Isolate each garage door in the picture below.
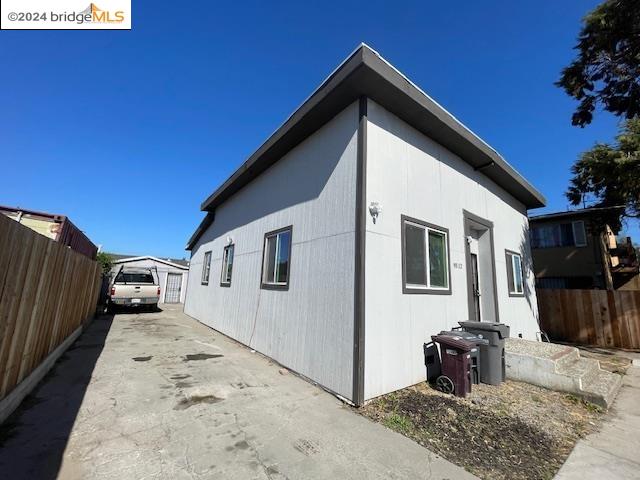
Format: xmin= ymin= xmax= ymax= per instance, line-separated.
xmin=165 ymin=273 xmax=182 ymax=303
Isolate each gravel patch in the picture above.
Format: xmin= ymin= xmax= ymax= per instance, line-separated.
xmin=359 ymin=380 xmax=604 ymax=480
xmin=505 ymin=338 xmax=571 ymax=358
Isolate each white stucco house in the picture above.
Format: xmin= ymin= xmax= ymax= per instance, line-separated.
xmin=184 ymin=44 xmax=546 ymax=405
xmin=110 ymin=255 xmax=189 ymax=304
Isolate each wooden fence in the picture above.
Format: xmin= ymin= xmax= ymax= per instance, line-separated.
xmin=538 ymin=289 xmax=640 ymax=349
xmin=0 ymin=214 xmax=101 ymax=402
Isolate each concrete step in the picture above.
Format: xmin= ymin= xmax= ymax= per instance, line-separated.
xmin=554 ymin=348 xmax=581 ymax=368
xmin=581 ymin=370 xmax=623 ymax=409
xmin=555 ymin=356 xmax=622 ymax=408
xmin=556 ymin=357 xmax=600 ymax=383
xmin=578 ymin=361 xmax=604 ymax=388
xmin=505 ymin=338 xmax=622 ymax=409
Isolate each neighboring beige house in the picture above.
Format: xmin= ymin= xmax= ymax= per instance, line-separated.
xmin=0 ymin=205 xmax=97 ymax=259
xmin=529 ymin=206 xmax=639 ymax=290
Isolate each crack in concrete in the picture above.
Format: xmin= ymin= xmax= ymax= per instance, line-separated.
xmin=232 ymin=413 xmax=289 ymax=480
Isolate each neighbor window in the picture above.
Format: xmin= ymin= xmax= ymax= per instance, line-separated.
xmin=261 ymin=227 xmax=292 ymax=289
xmin=401 ymin=216 xmax=450 ymax=293
xmin=506 ymin=250 xmax=524 ymax=296
xmin=201 ymin=251 xmax=212 ymax=285
xmin=572 ymin=220 xmax=587 ymax=246
xmin=220 ymin=244 xmax=234 ymax=286
xmin=531 ymin=221 xmax=587 ymax=248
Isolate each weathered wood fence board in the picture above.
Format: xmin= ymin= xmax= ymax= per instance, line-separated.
xmin=538 ymin=289 xmax=640 ymax=349
xmin=0 ymin=214 xmax=101 ymax=401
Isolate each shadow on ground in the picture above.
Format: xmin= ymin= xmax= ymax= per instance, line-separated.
xmin=108 ymin=304 xmax=163 ymax=314
xmin=0 ymin=313 xmax=114 ymax=480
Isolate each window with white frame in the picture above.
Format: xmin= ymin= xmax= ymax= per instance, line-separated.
xmin=505 ymin=250 xmax=524 ymax=296
xmin=201 ymin=251 xmax=212 ymax=285
xmin=531 ymin=220 xmax=587 ymax=248
xmin=261 ymin=227 xmax=292 ymax=289
xmin=220 ymin=244 xmax=234 ymax=286
xmin=401 ymin=216 xmax=450 ymax=293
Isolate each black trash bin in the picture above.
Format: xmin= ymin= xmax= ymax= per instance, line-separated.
xmin=458 ymin=321 xmax=510 ymax=385
xmin=423 ymin=342 xmax=441 ymax=383
xmin=440 ymin=330 xmax=489 ymax=385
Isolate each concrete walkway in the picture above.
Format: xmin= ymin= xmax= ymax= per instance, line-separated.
xmin=0 ymin=305 xmax=475 ymax=480
xmin=555 ymin=363 xmax=640 ymax=479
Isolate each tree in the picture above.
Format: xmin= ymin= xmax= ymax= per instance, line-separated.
xmin=96 ymin=252 xmax=113 ymax=276
xmin=567 ymin=118 xmax=640 ymax=230
xmin=556 ymin=0 xmax=640 ymax=127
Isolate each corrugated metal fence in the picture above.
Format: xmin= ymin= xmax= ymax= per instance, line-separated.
xmin=538 ymin=289 xmax=640 ymax=349
xmin=0 ymin=214 xmax=101 ymax=402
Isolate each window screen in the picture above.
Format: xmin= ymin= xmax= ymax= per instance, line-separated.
xmin=221 ymin=245 xmax=234 ymax=285
xmin=506 ymin=251 xmax=524 ymax=295
xmin=201 ymin=251 xmax=212 ymax=285
xmin=405 ymin=224 xmax=427 ymax=286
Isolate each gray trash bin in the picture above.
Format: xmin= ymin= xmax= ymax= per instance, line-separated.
xmin=440 ymin=331 xmax=489 ymax=385
xmin=458 ymin=321 xmax=510 ymax=385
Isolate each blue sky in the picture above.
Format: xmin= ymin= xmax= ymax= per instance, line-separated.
xmin=1 ymin=0 xmax=633 ymax=258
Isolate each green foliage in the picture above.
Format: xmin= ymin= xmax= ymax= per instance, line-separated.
xmin=383 ymin=412 xmax=414 ymax=434
xmin=556 ymin=0 xmax=640 ymax=126
xmin=565 ymin=394 xmax=604 ymax=413
xmin=567 ymin=119 xmax=640 ymax=230
xmin=96 ymin=252 xmax=113 ymax=275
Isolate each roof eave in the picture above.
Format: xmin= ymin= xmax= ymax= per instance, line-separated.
xmin=113 ymin=255 xmax=190 ymax=270
xmin=186 ymin=213 xmax=214 ymax=251
xmin=357 ymin=46 xmax=546 ymax=208
xmin=529 ymin=205 xmax=626 ymax=222
xmin=200 ymin=47 xmax=368 ymax=212
xmin=190 ymin=44 xmax=546 ymax=249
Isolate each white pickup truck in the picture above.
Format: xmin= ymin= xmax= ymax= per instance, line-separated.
xmin=108 ymin=266 xmax=160 ymax=312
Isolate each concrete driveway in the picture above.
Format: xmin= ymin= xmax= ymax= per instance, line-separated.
xmin=0 ymin=304 xmax=474 ymax=480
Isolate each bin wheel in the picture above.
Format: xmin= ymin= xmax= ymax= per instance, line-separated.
xmin=435 ymin=375 xmax=455 ymax=394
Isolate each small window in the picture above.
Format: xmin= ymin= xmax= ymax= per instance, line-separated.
xmin=261 ymin=227 xmax=292 ymax=289
xmin=401 ymin=216 xmax=450 ymax=294
xmin=220 ymin=244 xmax=234 ymax=286
xmin=201 ymin=251 xmax=212 ymax=285
xmin=572 ymin=221 xmax=587 ymax=247
xmin=506 ymin=250 xmax=524 ymax=296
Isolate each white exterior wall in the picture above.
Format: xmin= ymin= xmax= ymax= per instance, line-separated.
xmin=111 ymin=259 xmax=189 ymax=304
xmin=364 ymin=99 xmax=539 ymax=400
xmin=184 ymin=102 xmax=359 ymax=400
